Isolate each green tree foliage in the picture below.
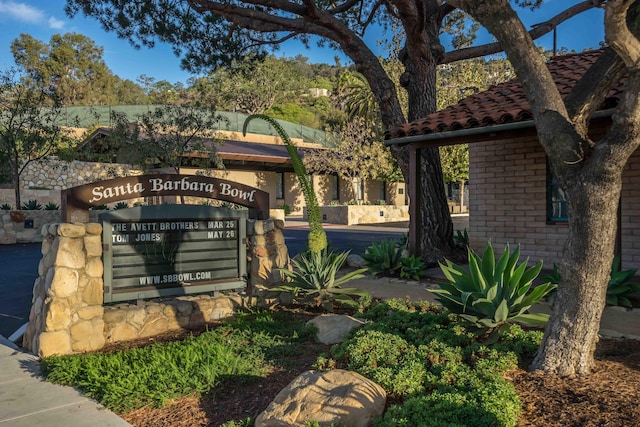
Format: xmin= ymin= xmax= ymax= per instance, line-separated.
xmin=303 ymin=117 xmax=397 ymax=199
xmin=102 ymin=105 xmax=225 ymax=175
xmin=11 ymin=33 xmax=117 ymax=105
xmin=0 ymin=69 xmax=74 ymax=208
xmin=188 ymin=56 xmax=310 ymax=114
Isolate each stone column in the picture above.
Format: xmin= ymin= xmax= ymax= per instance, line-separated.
xmin=247 ymin=219 xmax=290 ymax=291
xmin=23 ymin=223 xmax=105 ymax=357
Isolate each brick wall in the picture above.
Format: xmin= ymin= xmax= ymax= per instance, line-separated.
xmin=469 ymin=135 xmax=569 ymax=264
xmin=470 ymin=136 xmax=640 ymax=270
xmin=621 ymin=153 xmax=640 ymax=268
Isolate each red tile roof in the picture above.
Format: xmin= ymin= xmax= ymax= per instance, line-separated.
xmin=385 ymin=49 xmax=624 ymax=140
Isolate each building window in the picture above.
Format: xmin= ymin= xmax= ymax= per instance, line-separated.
xmin=276 ymin=172 xmax=284 ymax=199
xmin=331 ymin=175 xmax=339 ymax=200
xmin=547 ymin=163 xmax=568 ymax=222
xmin=357 ymin=178 xmax=364 ymax=201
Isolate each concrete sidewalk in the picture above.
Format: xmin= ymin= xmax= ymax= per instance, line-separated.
xmin=0 ymin=336 xmax=131 ymax=427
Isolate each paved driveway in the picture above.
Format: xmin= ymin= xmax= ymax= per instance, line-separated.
xmin=0 ymin=243 xmax=40 ymax=337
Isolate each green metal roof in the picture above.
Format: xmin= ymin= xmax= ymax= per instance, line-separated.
xmin=56 ymin=105 xmax=327 ymax=145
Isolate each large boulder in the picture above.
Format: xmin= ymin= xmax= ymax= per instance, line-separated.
xmin=255 ymin=369 xmax=386 ymax=427
xmin=307 ymin=314 xmax=365 ymax=345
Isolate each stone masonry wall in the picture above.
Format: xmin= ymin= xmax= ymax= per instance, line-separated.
xmin=248 ymin=218 xmax=291 ymax=290
xmin=0 ymin=210 xmax=61 ymax=244
xmin=24 ymin=218 xmax=289 ymax=357
xmin=0 ymin=157 xmax=141 ymax=209
xmin=313 ymin=205 xmax=410 ymax=225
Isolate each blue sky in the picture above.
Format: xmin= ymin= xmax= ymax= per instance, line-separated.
xmin=0 ymin=1 xmax=605 ymax=86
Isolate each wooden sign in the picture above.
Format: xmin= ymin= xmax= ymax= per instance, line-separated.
xmin=62 ymin=174 xmax=270 ymax=220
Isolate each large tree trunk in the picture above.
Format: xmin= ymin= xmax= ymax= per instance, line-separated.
xmin=532 ymin=175 xmax=620 ymax=375
xmin=394 ymin=6 xmax=459 ymax=263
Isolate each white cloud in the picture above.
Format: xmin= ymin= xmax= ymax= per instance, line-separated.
xmin=0 ymin=1 xmax=45 ymax=24
xmin=48 ymin=16 xmax=65 ymax=30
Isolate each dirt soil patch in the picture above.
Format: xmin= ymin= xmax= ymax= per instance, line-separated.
xmin=117 ymin=328 xmax=640 ymax=427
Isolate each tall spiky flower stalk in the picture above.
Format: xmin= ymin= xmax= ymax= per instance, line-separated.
xmin=243 ymin=114 xmax=327 ymax=253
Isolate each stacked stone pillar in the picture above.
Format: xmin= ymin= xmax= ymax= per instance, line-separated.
xmin=247 ymin=219 xmax=291 ymax=290
xmin=23 ymin=223 xmax=105 ymax=357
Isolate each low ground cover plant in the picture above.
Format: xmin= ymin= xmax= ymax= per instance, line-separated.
xmin=41 ymin=310 xmax=316 ymax=413
xmin=42 ymin=300 xmax=543 ymax=426
xmin=318 ymin=299 xmax=542 ymax=426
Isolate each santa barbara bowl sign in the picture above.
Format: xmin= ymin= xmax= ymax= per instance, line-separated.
xmin=60 ymin=174 xmax=270 ymax=303
xmin=62 ymin=174 xmax=270 ymax=221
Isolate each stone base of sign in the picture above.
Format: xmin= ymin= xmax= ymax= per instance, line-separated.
xmin=103 ymin=295 xmax=244 ymax=343
xmin=23 ymin=222 xmax=106 ymax=357
xmin=23 ymin=217 xmax=290 ymax=357
xmin=247 ymin=219 xmax=291 ymax=290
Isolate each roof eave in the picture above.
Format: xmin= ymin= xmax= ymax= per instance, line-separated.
xmin=385 ymin=109 xmax=616 ymax=148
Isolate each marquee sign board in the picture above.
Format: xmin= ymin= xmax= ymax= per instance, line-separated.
xmin=101 ymin=205 xmax=247 ymax=303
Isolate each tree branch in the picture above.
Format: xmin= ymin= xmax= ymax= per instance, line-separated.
xmin=605 ymin=0 xmax=640 ymax=68
xmin=442 ymin=0 xmax=605 ymax=64
xmin=565 ymin=47 xmax=626 ymax=132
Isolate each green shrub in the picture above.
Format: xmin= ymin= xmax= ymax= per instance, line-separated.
xmin=113 ymin=202 xmax=129 ymax=210
xmin=432 ymin=242 xmax=556 ymax=333
xmin=276 ymin=203 xmax=291 ymax=215
xmin=21 ymin=199 xmax=42 ymax=210
xmin=340 ymin=329 xmax=427 ymax=397
xmin=400 ymin=256 xmax=426 ymax=280
xmin=327 ymin=301 xmax=535 ymax=427
xmin=362 ymin=239 xmax=403 ymax=276
xmin=546 ymin=257 xmax=640 ymax=308
xmin=376 ymin=378 xmax=520 ymax=427
xmin=0 ymin=203 xmax=11 ymax=210
xmin=273 ymin=249 xmax=369 ymax=311
xmin=44 ymin=202 xmax=60 ymax=210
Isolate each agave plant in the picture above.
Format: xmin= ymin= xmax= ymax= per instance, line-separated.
xmin=431 ymin=242 xmax=556 ymax=332
xmin=361 ymin=239 xmax=403 ymax=276
xmin=21 ymin=199 xmax=42 ymax=210
xmin=273 ymin=249 xmax=369 ymax=311
xmin=400 ymin=256 xmax=426 ymax=280
xmin=607 ymin=257 xmax=640 ymax=308
xmin=545 ymin=257 xmax=640 ymax=308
